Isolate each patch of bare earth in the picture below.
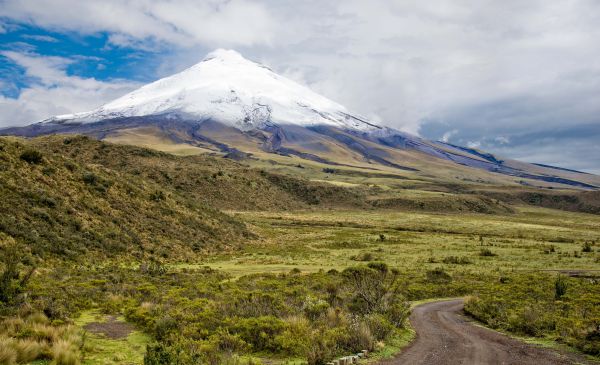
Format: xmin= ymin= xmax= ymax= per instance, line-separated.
xmin=83 ymin=316 xmax=135 ymax=339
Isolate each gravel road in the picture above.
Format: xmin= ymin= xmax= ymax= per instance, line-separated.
xmin=381 ymin=299 xmax=595 ymax=365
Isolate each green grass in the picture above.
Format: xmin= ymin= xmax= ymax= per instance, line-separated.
xmin=199 ymin=207 xmax=600 ymax=277
xmin=76 ymin=310 xmax=150 ymax=365
xmin=2 ymin=135 xmax=600 ymax=364
xmin=367 ymin=328 xmax=415 ymax=362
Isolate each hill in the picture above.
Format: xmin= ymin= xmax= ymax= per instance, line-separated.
xmin=0 ymin=135 xmax=259 ymax=259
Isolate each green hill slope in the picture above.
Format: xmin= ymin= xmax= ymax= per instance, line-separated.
xmin=0 ymin=135 xmax=370 ymax=259
xmin=0 ymin=136 xmax=253 ymax=259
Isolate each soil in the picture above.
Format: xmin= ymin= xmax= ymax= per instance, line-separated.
xmin=83 ymin=315 xmax=135 ymax=339
xmin=381 ymin=299 xmax=596 ymax=365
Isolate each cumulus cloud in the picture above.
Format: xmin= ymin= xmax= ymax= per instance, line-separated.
xmin=0 ymin=0 xmax=275 ymax=48
xmin=0 ymin=51 xmax=139 ymax=126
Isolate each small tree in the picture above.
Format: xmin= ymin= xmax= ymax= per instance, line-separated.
xmin=343 ymin=262 xmax=401 ymax=315
xmin=554 ymin=275 xmax=567 ymax=300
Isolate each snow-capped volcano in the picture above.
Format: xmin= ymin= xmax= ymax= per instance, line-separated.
xmin=2 ymin=49 xmax=598 ymax=189
xmin=48 ymin=49 xmax=379 ymax=132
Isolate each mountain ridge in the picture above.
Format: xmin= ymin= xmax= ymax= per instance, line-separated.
xmin=1 ymin=49 xmax=598 ymax=190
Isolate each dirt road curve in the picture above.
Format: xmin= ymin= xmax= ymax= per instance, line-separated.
xmin=381 ymin=299 xmax=594 ymax=365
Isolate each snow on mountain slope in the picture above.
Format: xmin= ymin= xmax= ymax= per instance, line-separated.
xmin=3 ymin=49 xmax=598 ymax=189
xmin=47 ymin=49 xmax=379 ymax=132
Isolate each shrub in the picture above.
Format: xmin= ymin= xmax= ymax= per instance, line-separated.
xmin=365 ymin=314 xmax=395 ymax=340
xmin=346 ymin=321 xmax=375 ymax=352
xmin=275 ymin=316 xmax=311 ymax=355
xmin=19 ymin=149 xmax=43 ymax=164
xmin=582 ymin=242 xmax=592 ymax=253
xmin=479 ymin=248 xmax=497 ymax=257
xmin=303 ymin=297 xmax=329 ymax=321
xmin=150 ymin=191 xmax=166 ymax=202
xmin=343 ymin=263 xmax=400 ymax=315
xmin=144 ymin=342 xmax=179 ymax=365
xmin=0 ymin=238 xmax=36 ymax=305
xmin=442 ymin=256 xmax=471 ymax=265
xmin=228 ymin=316 xmax=285 ymax=352
xmin=351 ymin=252 xmax=375 ymax=262
xmin=144 ymin=340 xmax=213 ymax=365
xmin=426 ymin=268 xmax=451 ymax=283
xmin=211 ymin=330 xmax=249 ymax=354
xmin=154 ymin=315 xmax=179 ymax=341
xmin=306 ymin=332 xmax=333 ymax=365
xmin=82 ymin=172 xmax=98 ymax=185
xmin=554 ymin=275 xmax=567 ymax=300
xmin=383 ymin=301 xmax=410 ymax=328
xmin=507 ymin=307 xmax=551 ymax=337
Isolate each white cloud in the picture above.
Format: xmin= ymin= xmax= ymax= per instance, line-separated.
xmin=0 ymin=0 xmax=275 ymax=48
xmin=467 ymin=141 xmax=481 ymax=149
xmin=441 ymin=129 xmax=458 ymax=143
xmin=21 ymin=34 xmax=58 ymax=42
xmin=0 ymin=51 xmax=139 ymax=127
xmin=494 ymin=136 xmax=510 ymax=145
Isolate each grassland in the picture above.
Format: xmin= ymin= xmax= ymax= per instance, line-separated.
xmin=202 ymin=207 xmax=600 ymax=275
xmin=1 ymin=135 xmax=599 ymax=364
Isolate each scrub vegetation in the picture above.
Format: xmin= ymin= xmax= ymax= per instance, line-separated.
xmin=0 ymin=135 xmax=599 ymax=364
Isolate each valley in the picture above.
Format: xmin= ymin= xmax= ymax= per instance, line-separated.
xmin=1 ymin=135 xmax=599 ymax=365
xmin=1 ymin=2 xmax=599 ymax=363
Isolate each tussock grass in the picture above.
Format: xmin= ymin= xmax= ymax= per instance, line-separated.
xmin=0 ymin=313 xmax=82 ymax=365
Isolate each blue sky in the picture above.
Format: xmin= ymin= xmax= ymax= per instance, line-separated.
xmin=0 ymin=20 xmax=170 ymax=96
xmin=1 ymin=0 xmax=599 ymax=173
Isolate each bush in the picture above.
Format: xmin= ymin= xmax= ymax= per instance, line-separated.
xmin=228 ymin=316 xmax=285 ymax=352
xmin=554 ymin=275 xmax=567 ymax=299
xmin=479 ymin=248 xmax=497 ymax=257
xmin=154 ymin=315 xmax=179 ymax=341
xmin=343 ymin=263 xmax=400 ymax=315
xmin=303 ymin=297 xmax=329 ymax=320
xmin=144 ymin=342 xmax=180 ymax=365
xmin=365 ymin=314 xmax=395 ymax=340
xmin=426 ymin=268 xmax=451 ymax=283
xmin=346 ymin=321 xmax=375 ymax=352
xmin=582 ymin=242 xmax=592 ymax=253
xmin=275 ymin=316 xmax=311 ymax=356
xmin=351 ymin=252 xmax=375 ymax=262
xmin=211 ymin=330 xmax=249 ymax=354
xmin=383 ymin=301 xmax=410 ymax=328
xmin=306 ymin=332 xmax=333 ymax=365
xmin=150 ymin=191 xmax=166 ymax=202
xmin=19 ymin=150 xmax=43 ymax=164
xmin=0 ymin=238 xmax=36 ymax=305
xmin=442 ymin=256 xmax=471 ymax=265
xmin=82 ymin=172 xmax=98 ymax=185
xmin=144 ymin=340 xmax=206 ymax=365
